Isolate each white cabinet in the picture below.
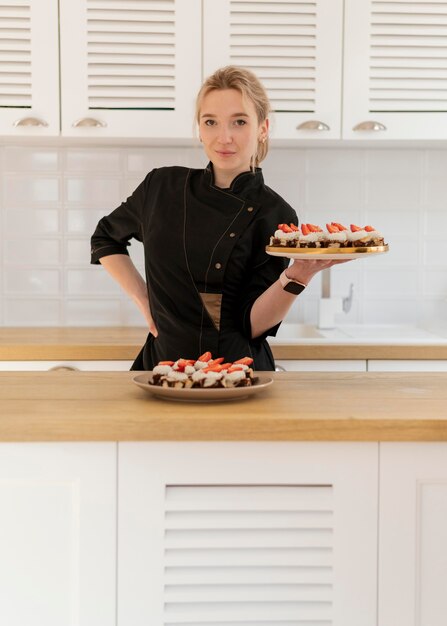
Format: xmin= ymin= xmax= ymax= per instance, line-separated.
xmin=0 ymin=442 xmax=117 ymax=626
xmin=0 ymin=0 xmax=59 ymax=136
xmin=276 ymin=359 xmax=367 ymax=371
xmin=379 ymin=443 xmax=447 ymax=626
xmin=203 ymin=0 xmax=343 ymax=139
xmin=4 ymin=0 xmax=447 ymax=141
xmin=118 ymin=442 xmax=378 ymax=626
xmin=59 ymin=0 xmax=202 ymax=138
xmin=343 ymin=0 xmax=447 ymax=140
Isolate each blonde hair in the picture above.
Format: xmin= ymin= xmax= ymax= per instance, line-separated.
xmin=195 ymin=65 xmax=270 ymax=168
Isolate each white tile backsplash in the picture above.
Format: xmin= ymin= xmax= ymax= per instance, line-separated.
xmin=0 ymin=144 xmax=446 ymax=327
xmin=66 ymin=268 xmax=121 ymax=295
xmin=4 ymin=298 xmax=61 ymax=326
xmin=65 ymin=150 xmax=121 ymax=172
xmin=65 ymin=177 xmax=121 ymax=204
xmin=66 ymin=239 xmax=91 ymax=265
xmin=3 ymin=147 xmax=59 ymax=171
xmin=5 ymin=177 xmax=60 ymax=206
xmin=66 ymin=208 xmax=109 ymax=234
xmin=5 ymin=269 xmax=61 ymax=295
xmin=65 ymin=299 xmax=122 ymax=325
xmin=5 ymin=209 xmax=60 ymax=234
xmin=4 ymin=239 xmax=61 ymax=265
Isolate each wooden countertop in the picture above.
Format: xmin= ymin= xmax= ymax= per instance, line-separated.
xmin=1 ymin=327 xmax=447 ymax=360
xmin=1 ymin=371 xmax=446 ymax=442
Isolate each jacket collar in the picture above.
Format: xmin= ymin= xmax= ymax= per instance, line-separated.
xmin=204 ymin=162 xmax=264 ymax=196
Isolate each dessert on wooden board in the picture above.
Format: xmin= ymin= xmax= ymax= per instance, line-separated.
xmin=269 ymin=222 xmax=386 ymax=249
xmin=149 ymin=353 xmax=257 ymax=389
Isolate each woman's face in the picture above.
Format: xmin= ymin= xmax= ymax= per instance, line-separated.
xmin=199 ymin=88 xmax=268 ymax=183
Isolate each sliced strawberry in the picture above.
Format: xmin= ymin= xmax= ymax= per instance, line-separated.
xmin=281 ymin=224 xmax=293 ymax=233
xmin=209 ymin=357 xmax=225 ymax=365
xmin=220 ymin=363 xmax=232 ymax=369
xmin=202 ymin=365 xmax=224 ymax=373
xmin=158 ymin=360 xmax=175 ymax=366
xmin=233 ymin=356 xmax=253 ymax=366
xmin=326 ymin=223 xmax=338 ymax=234
xmin=175 ymin=358 xmax=191 ymax=371
xmin=332 ymin=222 xmax=347 ymax=231
xmin=301 ymin=223 xmax=310 ymax=236
xmin=364 ymin=225 xmax=375 ymax=232
xmin=198 ymin=351 xmax=212 ymax=362
xmin=227 ymin=365 xmax=244 ymax=373
xmin=289 ymin=223 xmax=299 ymax=231
xmin=307 ymin=223 xmax=322 ymax=233
xmin=350 ymin=224 xmax=362 ymax=232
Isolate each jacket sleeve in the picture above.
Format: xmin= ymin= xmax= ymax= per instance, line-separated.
xmin=90 ymin=169 xmax=155 ymax=265
xmin=239 ymin=254 xmax=290 ymax=343
xmin=239 ymin=206 xmax=298 ymax=342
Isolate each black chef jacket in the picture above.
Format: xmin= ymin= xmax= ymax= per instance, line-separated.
xmin=90 ymin=164 xmax=297 ymax=370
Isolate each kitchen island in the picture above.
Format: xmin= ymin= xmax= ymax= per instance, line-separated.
xmin=0 ymin=370 xmax=446 ymax=441
xmin=1 ymin=371 xmax=446 ymax=626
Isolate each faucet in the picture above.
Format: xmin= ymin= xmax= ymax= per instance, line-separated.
xmin=318 ymin=268 xmax=353 ymax=329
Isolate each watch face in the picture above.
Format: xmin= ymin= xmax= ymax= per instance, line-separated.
xmin=284 ymin=281 xmax=306 ymax=295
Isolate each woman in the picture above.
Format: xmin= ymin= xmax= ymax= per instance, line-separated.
xmin=91 ymin=66 xmax=344 ymax=370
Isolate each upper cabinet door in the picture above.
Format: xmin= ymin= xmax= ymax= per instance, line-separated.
xmin=59 ymin=0 xmax=202 ymax=138
xmin=203 ymin=0 xmax=343 ymax=140
xmin=0 ymin=0 xmax=59 ymax=136
xmin=344 ymin=0 xmax=447 ymax=140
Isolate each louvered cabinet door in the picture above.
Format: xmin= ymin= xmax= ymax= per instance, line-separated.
xmin=0 ymin=0 xmax=59 ymax=136
xmin=203 ymin=0 xmax=343 ymax=140
xmin=344 ymin=0 xmax=447 ymax=139
xmin=118 ymin=442 xmax=378 ymax=626
xmin=59 ymin=0 xmax=202 ymax=138
xmin=379 ymin=443 xmax=447 ymax=626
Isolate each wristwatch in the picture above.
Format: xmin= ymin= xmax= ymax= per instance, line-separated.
xmin=279 ymin=270 xmax=307 ymax=295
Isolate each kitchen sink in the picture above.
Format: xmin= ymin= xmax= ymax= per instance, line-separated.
xmin=275 ymin=323 xmax=346 ymax=340
xmin=274 ymin=323 xmax=447 ymax=343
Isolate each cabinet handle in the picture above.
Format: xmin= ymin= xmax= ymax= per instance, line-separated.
xmin=13 ymin=116 xmax=48 ymax=127
xmin=72 ymin=117 xmax=107 ymax=128
xmin=297 ymin=120 xmax=330 ymax=131
xmin=48 ymin=365 xmax=80 ymax=372
xmin=353 ymin=120 xmax=386 ymax=132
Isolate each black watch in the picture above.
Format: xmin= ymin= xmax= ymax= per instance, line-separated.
xmin=279 ymin=270 xmax=306 ymax=295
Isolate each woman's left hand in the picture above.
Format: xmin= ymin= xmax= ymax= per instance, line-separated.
xmin=286 ymin=257 xmax=353 ymax=286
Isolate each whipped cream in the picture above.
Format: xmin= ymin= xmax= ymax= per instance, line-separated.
xmin=203 ymin=371 xmax=223 ymax=387
xmin=326 ymin=231 xmax=347 ymax=243
xmin=194 ymin=360 xmax=209 ymax=370
xmin=166 ymin=371 xmax=188 ymax=382
xmin=348 ymin=229 xmax=369 ymax=242
xmin=224 ymin=370 xmax=246 ymax=385
xmin=274 ymin=230 xmax=299 ymax=242
xmin=191 ymin=370 xmax=207 ymax=383
xmin=300 ymin=232 xmax=322 ymax=244
xmin=153 ymin=364 xmax=172 ymax=375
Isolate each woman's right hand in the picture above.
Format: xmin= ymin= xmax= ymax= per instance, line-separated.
xmin=286 ymin=257 xmax=353 ymax=286
xmin=99 ymin=254 xmax=159 ymax=337
xmin=136 ymin=294 xmax=158 ymax=337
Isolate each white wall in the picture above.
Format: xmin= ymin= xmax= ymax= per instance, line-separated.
xmin=0 ymin=144 xmax=446 ymax=327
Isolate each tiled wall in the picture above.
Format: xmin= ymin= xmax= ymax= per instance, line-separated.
xmin=0 ymin=144 xmax=446 ymax=327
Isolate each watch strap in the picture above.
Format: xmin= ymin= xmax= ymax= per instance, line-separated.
xmin=279 ymin=270 xmax=306 ymax=295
